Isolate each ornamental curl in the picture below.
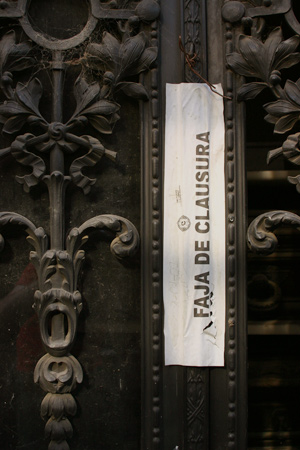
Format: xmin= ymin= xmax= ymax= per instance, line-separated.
xmin=247 ymin=210 xmax=300 ymax=254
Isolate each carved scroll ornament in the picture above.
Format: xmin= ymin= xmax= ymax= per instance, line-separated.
xmin=0 ymin=1 xmax=159 ymax=449
xmin=223 ymin=0 xmax=300 ymax=253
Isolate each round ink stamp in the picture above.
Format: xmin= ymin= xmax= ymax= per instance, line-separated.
xmin=177 ymin=215 xmax=191 ymax=231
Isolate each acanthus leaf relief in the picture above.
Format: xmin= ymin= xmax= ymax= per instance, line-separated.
xmin=0 ymin=0 xmax=159 ymax=449
xmin=223 ymin=1 xmax=300 ymax=252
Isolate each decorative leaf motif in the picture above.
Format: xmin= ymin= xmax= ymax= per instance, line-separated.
xmin=0 ymin=100 xmax=30 ymax=116
xmin=2 ymin=114 xmax=28 ymax=134
xmin=274 ymin=115 xmax=300 ymax=134
xmin=227 ymin=52 xmax=256 ymax=78
xmin=275 ymin=53 xmax=300 ymax=70
xmin=66 ymin=227 xmax=88 ymax=261
xmin=73 ymin=77 xmax=100 ymax=117
xmin=263 ymin=79 xmax=300 ymax=134
xmin=0 ymin=31 xmax=33 ymax=76
xmin=118 ymin=81 xmax=149 ymax=100
xmin=288 ymin=174 xmax=300 ymax=193
xmin=0 ymin=78 xmax=46 ymax=135
xmin=265 ymin=99 xmax=300 ymax=115
xmin=85 ymin=32 xmax=120 ymax=72
xmin=7 ymin=56 xmax=35 ymax=72
xmin=56 ymin=250 xmax=73 ymax=291
xmin=267 ymin=133 xmax=300 ymax=166
xmin=85 ymin=31 xmax=157 ymax=100
xmin=16 ymin=78 xmax=44 ymax=117
xmin=281 ymin=133 xmax=300 ymax=164
xmin=119 ymin=32 xmax=147 ymax=78
xmin=285 ymin=79 xmax=300 ymax=103
xmin=81 ymin=99 xmax=119 ymax=116
xmin=273 ymin=35 xmax=300 ymax=68
xmin=28 ymin=227 xmax=49 ymax=259
xmin=41 ymin=393 xmax=77 ymax=421
xmin=34 ymin=250 xmax=56 ymax=291
xmin=133 ymin=46 xmax=158 ymax=74
xmin=6 ymin=42 xmax=34 ymax=72
xmin=45 ymin=417 xmax=73 ymax=440
xmin=227 ymin=28 xmax=300 ymax=101
xmin=88 ymin=115 xmax=113 ymax=134
xmin=68 ymin=77 xmax=120 ymax=134
xmin=237 ymin=82 xmax=268 ymax=101
xmin=0 ymin=31 xmax=15 ymax=71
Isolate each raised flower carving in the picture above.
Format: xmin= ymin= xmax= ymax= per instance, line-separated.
xmin=264 ymin=79 xmax=300 ymax=134
xmin=0 ymin=77 xmax=47 ymax=134
xmin=267 ymin=132 xmax=300 ymax=164
xmin=85 ymin=31 xmax=157 ymax=100
xmin=227 ymin=27 xmax=300 ymax=101
xmin=0 ymin=30 xmax=34 ymax=77
xmin=227 ymin=15 xmax=300 ymax=195
xmin=0 ymin=74 xmax=120 ymax=192
xmin=66 ymin=76 xmax=120 ymax=134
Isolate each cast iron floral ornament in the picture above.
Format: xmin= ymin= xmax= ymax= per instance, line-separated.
xmin=85 ymin=30 xmax=158 ymax=100
xmin=227 ymin=27 xmax=300 ymax=102
xmin=227 ymin=23 xmax=300 ymax=185
xmin=0 ymin=0 xmax=159 ymax=449
xmin=225 ymin=3 xmax=300 ymax=256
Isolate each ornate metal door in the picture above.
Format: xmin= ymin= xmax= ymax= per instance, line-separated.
xmin=0 ymin=0 xmax=249 ymax=449
xmin=0 ymin=1 xmax=161 ymax=449
xmin=5 ymin=1 xmax=300 ymax=449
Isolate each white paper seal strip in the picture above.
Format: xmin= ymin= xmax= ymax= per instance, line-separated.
xmin=163 ymin=83 xmax=225 ymax=366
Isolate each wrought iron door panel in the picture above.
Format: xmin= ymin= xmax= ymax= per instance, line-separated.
xmin=0 ymin=1 xmax=159 ymax=449
xmin=223 ymin=0 xmax=300 ymax=447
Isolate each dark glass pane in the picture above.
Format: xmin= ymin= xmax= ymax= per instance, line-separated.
xmin=28 ymin=0 xmax=89 ymax=40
